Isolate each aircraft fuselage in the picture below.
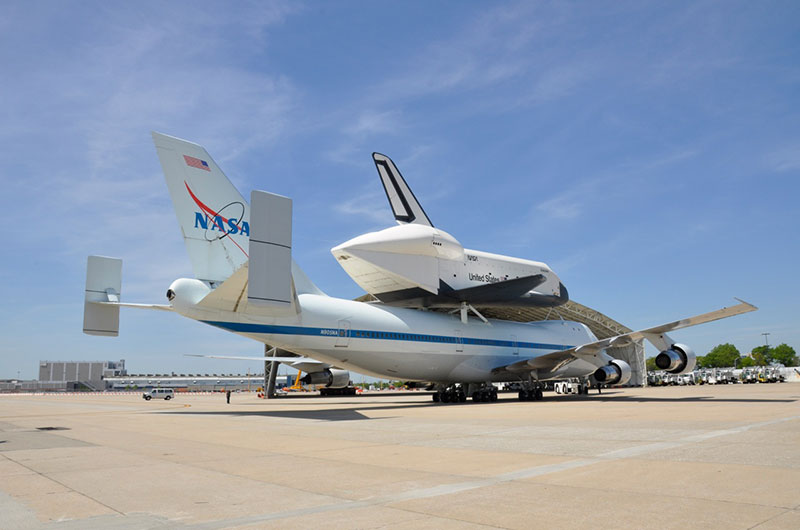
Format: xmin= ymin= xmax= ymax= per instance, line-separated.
xmin=176 ymin=290 xmax=600 ymax=383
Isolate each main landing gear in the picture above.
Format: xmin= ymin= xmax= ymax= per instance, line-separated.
xmin=432 ymin=384 xmax=497 ymax=403
xmin=471 ymin=385 xmax=498 ymax=403
xmin=433 ymin=385 xmax=467 ymax=403
xmin=517 ymin=387 xmax=543 ymax=401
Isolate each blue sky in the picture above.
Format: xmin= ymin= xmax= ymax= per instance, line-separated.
xmin=1 ymin=1 xmax=798 ymax=379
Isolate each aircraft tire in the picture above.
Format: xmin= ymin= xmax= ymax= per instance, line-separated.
xmin=432 ymin=393 xmax=440 ymax=403
xmin=458 ymin=391 xmax=467 ymax=403
xmin=490 ymin=389 xmax=498 ymax=402
xmin=441 ymin=392 xmax=451 ymax=403
xmin=534 ymin=388 xmax=543 ymax=400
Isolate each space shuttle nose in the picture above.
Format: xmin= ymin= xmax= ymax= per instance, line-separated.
xmin=333 ymin=224 xmax=463 ymax=258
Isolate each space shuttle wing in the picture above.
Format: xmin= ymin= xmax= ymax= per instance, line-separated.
xmin=496 ymin=299 xmax=758 ymax=374
xmin=441 ymin=274 xmax=546 ymax=304
xmin=373 ymin=153 xmax=433 ymax=226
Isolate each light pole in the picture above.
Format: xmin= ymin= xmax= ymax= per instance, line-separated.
xmin=762 ymin=332 xmax=770 ymax=347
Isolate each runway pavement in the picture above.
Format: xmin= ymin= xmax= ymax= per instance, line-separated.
xmin=1 ymin=385 xmax=799 ymax=529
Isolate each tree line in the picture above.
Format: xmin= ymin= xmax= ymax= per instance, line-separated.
xmin=646 ymin=343 xmax=798 ymax=371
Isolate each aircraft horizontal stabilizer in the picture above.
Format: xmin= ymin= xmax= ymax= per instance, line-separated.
xmin=197 ymin=264 xmax=249 ymax=312
xmin=96 ymin=302 xmax=172 ymax=311
xmin=185 ymin=353 xmax=328 ymax=373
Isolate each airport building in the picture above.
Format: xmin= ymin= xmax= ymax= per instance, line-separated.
xmin=33 ymin=359 xmax=291 ymax=392
xmin=104 ymin=374 xmax=293 ymax=392
xmin=36 ymin=359 xmax=128 ymax=391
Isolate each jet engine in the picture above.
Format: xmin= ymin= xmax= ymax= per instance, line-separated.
xmin=301 ymin=369 xmax=351 ymax=389
xmin=593 ymin=359 xmax=632 ymax=386
xmin=654 ymin=344 xmax=696 ymax=374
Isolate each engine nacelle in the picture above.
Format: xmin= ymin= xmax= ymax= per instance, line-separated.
xmin=301 ymin=369 xmax=351 ymax=389
xmin=655 ymin=344 xmax=696 ymax=374
xmin=593 ymin=359 xmax=632 ymax=386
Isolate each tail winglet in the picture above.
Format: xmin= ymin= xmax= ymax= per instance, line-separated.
xmin=83 ymin=255 xmax=122 ymax=336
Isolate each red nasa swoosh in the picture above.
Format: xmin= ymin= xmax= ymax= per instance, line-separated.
xmin=185 ymin=181 xmax=249 ymax=258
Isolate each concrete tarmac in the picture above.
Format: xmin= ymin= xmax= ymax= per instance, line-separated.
xmin=1 ymin=385 xmax=799 ymax=529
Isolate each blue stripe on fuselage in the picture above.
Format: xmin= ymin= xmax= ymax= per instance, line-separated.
xmin=200 ymin=320 xmax=573 ymax=351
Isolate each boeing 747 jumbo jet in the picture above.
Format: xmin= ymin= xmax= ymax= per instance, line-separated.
xmin=82 ymin=133 xmax=756 ymax=402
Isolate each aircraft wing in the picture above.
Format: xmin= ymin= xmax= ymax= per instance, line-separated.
xmin=496 ymin=299 xmax=758 ymax=374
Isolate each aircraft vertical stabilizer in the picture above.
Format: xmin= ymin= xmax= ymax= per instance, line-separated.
xmin=152 ymin=132 xmax=250 ymax=283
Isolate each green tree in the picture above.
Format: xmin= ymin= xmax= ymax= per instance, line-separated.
xmin=695 ymin=355 xmax=708 ymax=369
xmin=703 ymin=343 xmax=740 ymax=368
xmin=646 ymin=357 xmax=657 ymax=371
xmin=770 ymin=344 xmax=798 ymax=366
xmin=751 ymin=345 xmax=772 ymax=365
xmin=738 ymin=356 xmax=755 ymax=368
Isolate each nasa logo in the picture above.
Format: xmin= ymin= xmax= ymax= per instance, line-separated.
xmin=183 ymin=181 xmax=250 ymax=258
xmin=185 ymin=181 xmax=249 ymax=237
xmin=193 ymin=213 xmax=250 ymax=236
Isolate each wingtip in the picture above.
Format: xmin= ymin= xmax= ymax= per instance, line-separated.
xmin=734 ymin=297 xmax=758 ymax=311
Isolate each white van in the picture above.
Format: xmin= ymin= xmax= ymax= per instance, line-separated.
xmin=143 ymin=388 xmax=174 ymax=401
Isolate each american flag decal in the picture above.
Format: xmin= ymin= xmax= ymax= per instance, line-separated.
xmin=184 ymin=155 xmax=210 ymax=171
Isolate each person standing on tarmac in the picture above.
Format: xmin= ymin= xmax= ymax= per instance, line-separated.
xmin=226 ymin=390 xmax=231 ymax=404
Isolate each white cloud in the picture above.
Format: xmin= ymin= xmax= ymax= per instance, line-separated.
xmin=766 ymin=143 xmax=800 ymax=173
xmin=334 ymin=188 xmax=389 ymax=225
xmin=345 ymin=110 xmax=404 ymax=136
xmin=533 ymin=148 xmax=700 ymax=223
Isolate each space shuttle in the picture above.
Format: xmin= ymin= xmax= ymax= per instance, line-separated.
xmin=332 ymin=154 xmax=568 ymax=320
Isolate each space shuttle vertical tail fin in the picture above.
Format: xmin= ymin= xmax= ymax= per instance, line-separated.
xmin=372 ymin=153 xmax=433 ymax=227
